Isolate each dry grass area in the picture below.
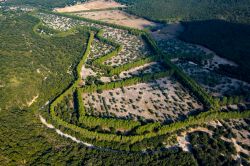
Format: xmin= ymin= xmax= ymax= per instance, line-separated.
xmin=82 ymin=77 xmax=203 ymax=122
xmin=75 ymin=10 xmax=157 ymax=29
xmin=53 ymin=0 xmax=157 ymax=29
xmin=54 ymin=0 xmax=126 ymax=13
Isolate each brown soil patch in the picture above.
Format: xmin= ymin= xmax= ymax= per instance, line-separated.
xmin=74 ymin=10 xmax=157 ymax=29
xmin=54 ymin=0 xmax=126 ymax=13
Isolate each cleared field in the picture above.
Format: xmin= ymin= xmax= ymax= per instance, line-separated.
xmin=54 ymin=0 xmax=156 ymax=29
xmin=75 ymin=10 xmax=157 ymax=30
xmin=82 ymin=77 xmax=203 ymax=122
xmin=54 ymin=0 xmax=126 ymax=13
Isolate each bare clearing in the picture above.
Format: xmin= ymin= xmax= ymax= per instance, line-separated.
xmin=82 ymin=77 xmax=203 ymax=122
xmin=81 ymin=65 xmax=96 ymax=80
xmin=176 ymin=127 xmax=213 ymax=152
xmin=54 ymin=0 xmax=156 ymax=29
xmin=54 ymin=0 xmax=126 ymax=13
xmin=75 ymin=10 xmax=157 ymax=30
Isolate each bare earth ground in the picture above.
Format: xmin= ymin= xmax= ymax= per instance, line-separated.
xmin=54 ymin=0 xmax=126 ymax=13
xmin=82 ymin=77 xmax=203 ymax=122
xmin=176 ymin=119 xmax=250 ymax=160
xmin=54 ymin=0 xmax=158 ymax=30
xmin=75 ymin=10 xmax=157 ymax=30
xmin=176 ymin=127 xmax=213 ymax=152
xmin=27 ymin=95 xmax=39 ymax=107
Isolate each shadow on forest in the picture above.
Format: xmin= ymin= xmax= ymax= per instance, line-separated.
xmin=178 ymin=19 xmax=250 ymax=83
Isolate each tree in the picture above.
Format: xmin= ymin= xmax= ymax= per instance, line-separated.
xmin=233 ymin=96 xmax=239 ymax=104
xmin=228 ymin=97 xmax=234 ymax=105
xmin=221 ymin=96 xmax=227 ymax=106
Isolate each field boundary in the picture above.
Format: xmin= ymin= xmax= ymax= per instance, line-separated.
xmin=33 ymin=11 xmax=250 ymax=151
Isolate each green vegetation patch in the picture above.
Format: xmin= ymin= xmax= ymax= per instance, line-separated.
xmin=0 ymin=11 xmax=88 ymax=110
xmin=4 ymin=0 xmax=86 ymax=9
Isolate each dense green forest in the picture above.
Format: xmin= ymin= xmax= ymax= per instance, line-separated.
xmin=5 ymin=0 xmax=250 ymax=22
xmin=4 ymin=0 xmax=86 ymax=9
xmin=0 ymin=109 xmax=197 ymax=165
xmin=0 ymin=10 xmax=87 ymax=110
xmin=188 ymin=131 xmax=238 ymax=165
xmin=117 ymin=0 xmax=250 ymax=24
xmin=179 ymin=20 xmax=250 ymax=83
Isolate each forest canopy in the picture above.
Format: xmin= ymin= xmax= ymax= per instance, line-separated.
xmin=117 ymin=0 xmax=250 ymax=24
xmin=4 ymin=0 xmax=86 ymax=9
